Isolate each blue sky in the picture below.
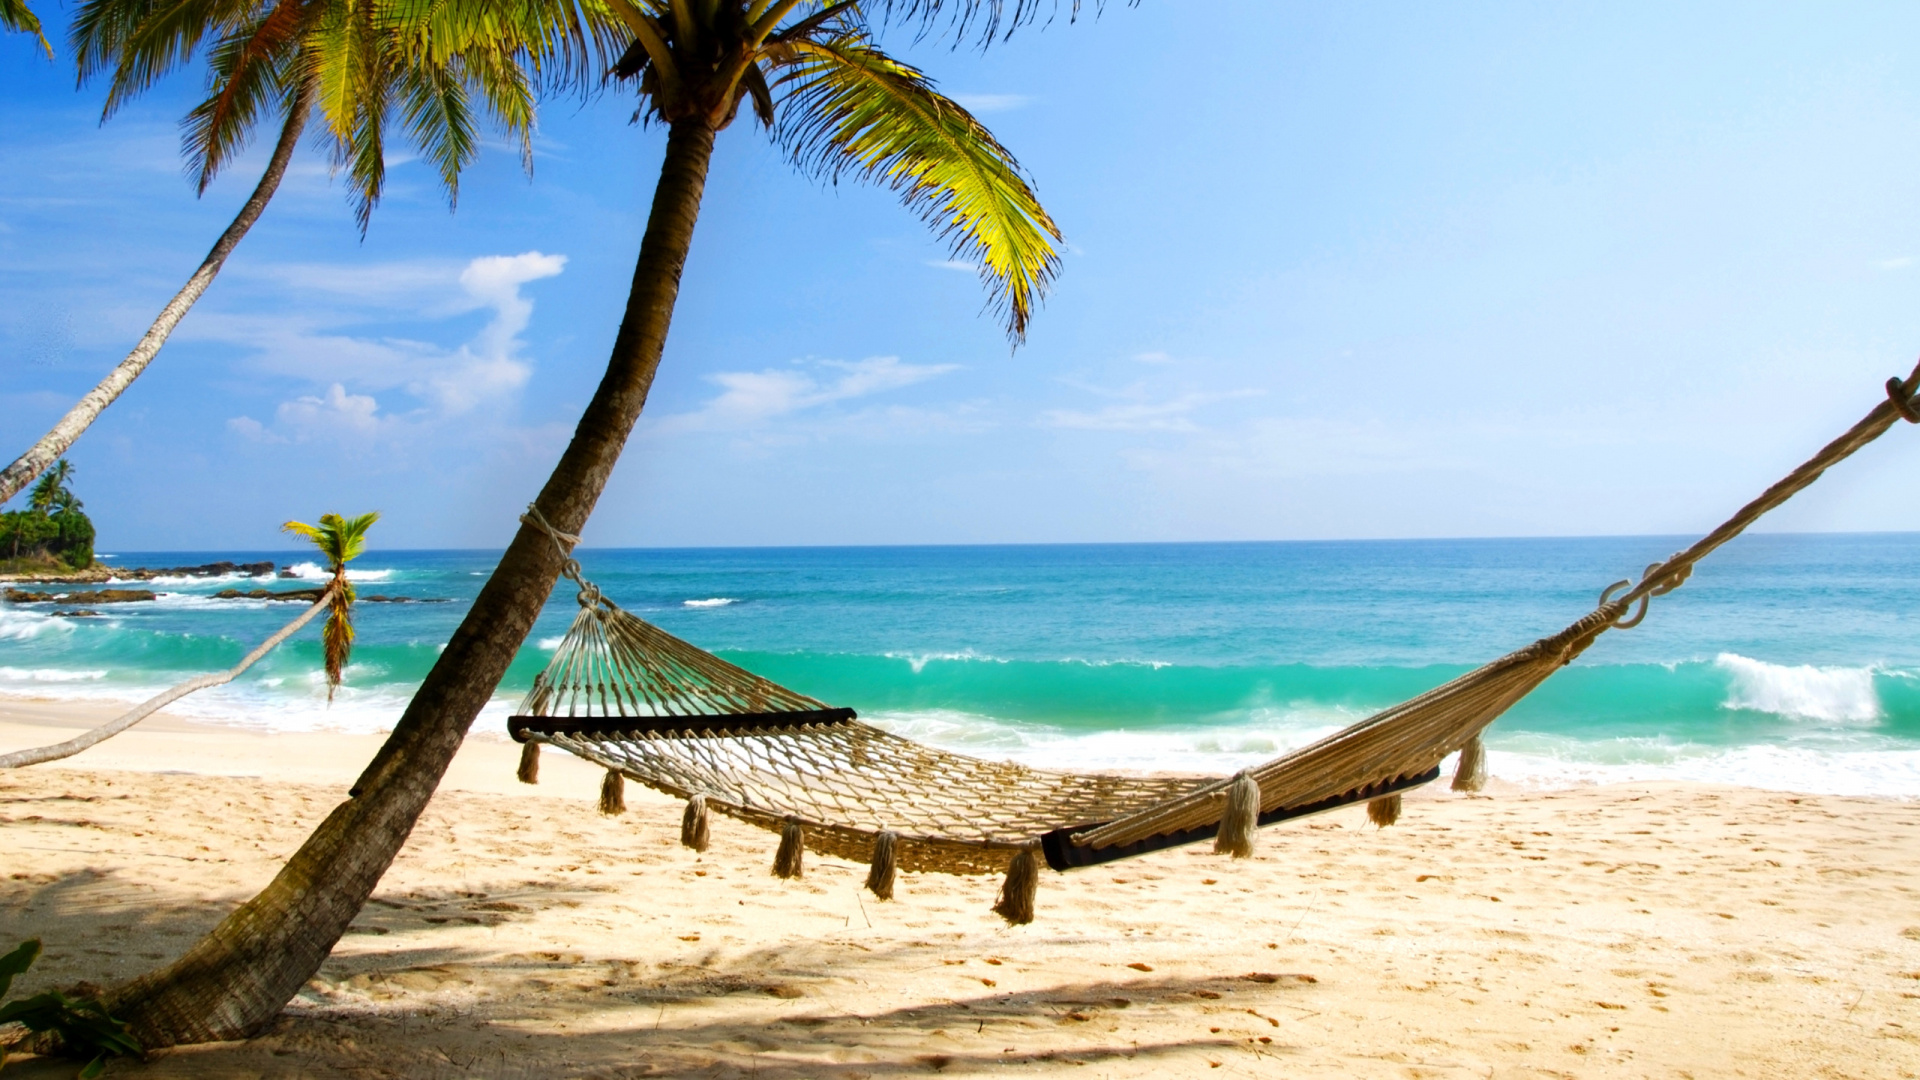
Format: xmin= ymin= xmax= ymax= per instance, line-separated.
xmin=6 ymin=1 xmax=1920 ymax=550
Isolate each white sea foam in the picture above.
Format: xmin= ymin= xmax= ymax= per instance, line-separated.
xmin=884 ymin=649 xmax=1007 ymax=674
xmin=283 ymin=562 xmax=394 ymax=583
xmin=0 ymin=666 xmax=107 ymax=683
xmin=0 ymin=606 xmax=71 ymax=641
xmin=683 ymin=598 xmax=737 ymax=608
xmin=537 ymin=636 xmax=564 ymax=650
xmin=863 ymin=707 xmax=1920 ymax=797
xmin=1715 ymin=652 xmax=1880 ymax=722
xmin=1486 ymin=741 xmax=1920 ymax=799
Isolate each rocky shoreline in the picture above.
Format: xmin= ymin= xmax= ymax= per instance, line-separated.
xmin=0 ymin=559 xmax=275 ymax=584
xmin=2 ymin=561 xmax=446 ymax=604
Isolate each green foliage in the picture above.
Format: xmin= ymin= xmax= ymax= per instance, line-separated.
xmin=771 ymin=31 xmax=1061 ymax=340
xmin=70 ymin=0 xmax=539 ymax=230
xmin=0 ymin=939 xmax=142 ymax=1078
xmin=589 ymin=1 xmax=1062 ymax=343
xmin=4 ymin=460 xmax=94 ymax=569
xmin=282 ymin=512 xmax=379 ymax=699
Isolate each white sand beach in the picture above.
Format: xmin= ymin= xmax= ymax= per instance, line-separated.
xmin=2 ymin=698 xmax=1917 ymax=1078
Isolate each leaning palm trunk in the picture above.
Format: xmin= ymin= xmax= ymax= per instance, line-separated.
xmin=0 ymin=84 xmax=313 ymax=505
xmin=0 ymin=584 xmax=335 ymax=769
xmin=102 ymin=119 xmax=718 ymax=1047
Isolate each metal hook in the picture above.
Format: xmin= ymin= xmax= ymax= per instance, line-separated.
xmin=1598 ymin=574 xmax=1651 ymax=629
xmin=1612 ymin=594 xmax=1651 ymax=629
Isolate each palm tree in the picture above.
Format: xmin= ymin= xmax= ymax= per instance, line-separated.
xmin=282 ymin=512 xmax=379 ymax=701
xmin=2 ymin=0 xmax=51 ymax=55
xmin=99 ymin=0 xmax=1069 ymax=1048
xmin=0 ymin=0 xmax=538 ymax=505
xmin=26 ymin=459 xmax=75 ymax=514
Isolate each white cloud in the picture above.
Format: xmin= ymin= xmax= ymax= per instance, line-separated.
xmin=275 ymin=383 xmax=384 ymax=440
xmin=658 ymin=356 xmax=960 ymax=433
xmin=214 ymin=251 xmax=565 ymax=440
xmin=1878 ymin=256 xmax=1913 ymax=270
xmin=1133 ymin=351 xmax=1175 ymax=364
xmin=951 ymin=93 xmax=1032 ymax=114
xmin=1043 ymin=388 xmax=1262 ymax=433
xmin=226 ymin=415 xmax=278 ymax=443
xmin=927 ymin=259 xmax=979 ymax=273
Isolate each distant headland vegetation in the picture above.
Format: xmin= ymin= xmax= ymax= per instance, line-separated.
xmin=0 ymin=458 xmax=92 ymax=573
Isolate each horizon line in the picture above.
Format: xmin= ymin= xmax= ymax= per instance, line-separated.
xmin=93 ymin=527 xmax=1920 ymax=557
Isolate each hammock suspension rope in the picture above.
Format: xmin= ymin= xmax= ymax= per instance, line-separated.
xmin=509 ymin=367 xmax=1920 ymax=923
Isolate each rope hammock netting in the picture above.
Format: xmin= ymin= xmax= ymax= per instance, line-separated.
xmin=510 ymin=369 xmax=1920 ymax=924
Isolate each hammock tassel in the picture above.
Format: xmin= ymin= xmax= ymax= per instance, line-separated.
xmin=865 ymin=830 xmax=899 ymax=900
xmin=681 ymin=793 xmax=711 ymax=852
xmin=1452 ymin=734 xmax=1488 ymax=793
xmin=1213 ymin=770 xmax=1262 ymax=858
xmin=993 ymin=843 xmax=1042 ymax=926
xmin=598 ymin=768 xmax=626 ymax=816
xmin=516 ymin=740 xmax=540 ymax=785
xmin=773 ymin=817 xmax=806 ymax=879
xmin=1368 ymin=793 xmax=1402 ymax=828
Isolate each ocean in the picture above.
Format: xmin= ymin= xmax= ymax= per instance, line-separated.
xmin=4 ymin=534 xmax=1918 ymax=797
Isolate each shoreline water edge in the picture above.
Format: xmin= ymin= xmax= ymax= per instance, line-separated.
xmin=3 ymin=534 xmax=1917 ymax=799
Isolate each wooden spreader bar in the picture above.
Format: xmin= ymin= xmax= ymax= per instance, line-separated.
xmin=508 ymin=708 xmax=859 ymax=742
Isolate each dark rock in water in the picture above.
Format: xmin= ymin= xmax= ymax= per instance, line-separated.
xmin=213 ymin=588 xmax=326 ymax=602
xmin=51 ymin=609 xmax=102 ymax=618
xmin=278 ymin=569 xmax=300 ymax=578
xmin=116 ymin=560 xmax=276 ymax=580
xmin=203 ymin=587 xmax=448 ymax=604
xmin=4 ymin=588 xmax=156 ymax=604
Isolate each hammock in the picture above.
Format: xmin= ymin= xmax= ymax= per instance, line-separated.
xmin=510 ymin=369 xmax=1920 ymax=922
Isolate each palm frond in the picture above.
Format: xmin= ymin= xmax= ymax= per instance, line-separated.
xmin=772 ymin=33 xmax=1061 ymax=342
xmin=384 ymin=0 xmax=631 ymax=97
xmin=453 ymin=42 xmax=536 ymax=173
xmin=3 ymin=0 xmax=53 ymax=57
xmin=309 ymin=0 xmax=388 ymax=229
xmin=77 ymin=0 xmax=271 ymax=117
xmin=178 ymin=0 xmax=306 ymax=190
xmin=871 ymin=0 xmax=1088 ymax=45
xmin=394 ymin=57 xmax=479 ymax=212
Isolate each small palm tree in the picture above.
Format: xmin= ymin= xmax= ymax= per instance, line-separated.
xmin=2 ymin=0 xmax=51 ymax=56
xmin=280 ymin=512 xmax=379 ymax=701
xmin=0 ymin=0 xmax=538 ymax=505
xmin=26 ymin=459 xmax=75 ymax=515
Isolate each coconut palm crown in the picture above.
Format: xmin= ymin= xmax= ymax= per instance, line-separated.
xmin=281 ymin=512 xmax=378 ymax=701
xmin=72 ymin=0 xmax=538 ymax=230
xmin=26 ymin=460 xmax=77 ymax=514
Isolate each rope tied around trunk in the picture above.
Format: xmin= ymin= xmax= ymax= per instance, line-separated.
xmin=520 ymin=504 xmax=599 ymax=609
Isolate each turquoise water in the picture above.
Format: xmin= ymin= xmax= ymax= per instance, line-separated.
xmin=4 ymin=534 xmax=1918 ymax=794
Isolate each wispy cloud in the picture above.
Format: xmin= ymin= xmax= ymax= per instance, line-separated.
xmin=1042 ymin=387 xmax=1262 ymax=433
xmin=927 ymin=259 xmax=979 ymax=273
xmin=657 ymin=357 xmax=960 ymax=434
xmin=220 ymin=251 xmax=565 ymax=441
xmin=1878 ymin=256 xmax=1913 ymax=270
